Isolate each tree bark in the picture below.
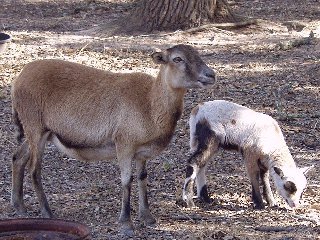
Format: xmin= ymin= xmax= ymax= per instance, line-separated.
xmin=129 ymin=0 xmax=237 ymax=32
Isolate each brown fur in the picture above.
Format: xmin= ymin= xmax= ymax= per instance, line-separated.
xmin=191 ymin=105 xmax=200 ymax=117
xmin=11 ymin=44 xmax=216 ymax=235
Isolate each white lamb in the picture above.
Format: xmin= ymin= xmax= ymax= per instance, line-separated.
xmin=183 ymin=100 xmax=312 ymax=209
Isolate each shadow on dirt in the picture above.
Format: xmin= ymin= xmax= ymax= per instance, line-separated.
xmin=1 ymin=0 xmax=133 ymax=33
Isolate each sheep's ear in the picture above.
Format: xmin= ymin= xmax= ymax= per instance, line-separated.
xmin=301 ymin=165 xmax=314 ymax=175
xmin=274 ymin=167 xmax=284 ymax=178
xmin=284 ymin=181 xmax=297 ymax=193
xmin=151 ymin=52 xmax=168 ymax=64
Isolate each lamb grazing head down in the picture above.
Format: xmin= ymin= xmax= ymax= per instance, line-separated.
xmin=183 ymin=100 xmax=312 ymax=210
xmin=11 ymin=44 xmax=216 ymax=236
xmin=272 ymin=165 xmax=311 ymax=208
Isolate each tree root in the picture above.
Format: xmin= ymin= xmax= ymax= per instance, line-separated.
xmin=255 ymin=226 xmax=295 ymax=232
xmin=275 ymin=31 xmax=315 ymax=50
xmin=183 ymin=19 xmax=259 ymax=34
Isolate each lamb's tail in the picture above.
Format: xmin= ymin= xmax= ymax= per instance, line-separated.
xmin=12 ymin=109 xmax=25 ymax=144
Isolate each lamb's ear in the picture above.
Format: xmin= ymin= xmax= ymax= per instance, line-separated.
xmin=274 ymin=167 xmax=284 ymax=178
xmin=151 ymin=52 xmax=168 ymax=64
xmin=300 ymin=165 xmax=314 ymax=175
xmin=284 ymin=181 xmax=297 ymax=193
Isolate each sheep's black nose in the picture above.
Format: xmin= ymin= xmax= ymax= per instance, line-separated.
xmin=205 ymin=71 xmax=215 ymax=79
xmin=204 ymin=68 xmax=216 ymax=82
xmin=199 ymin=67 xmax=217 ymax=87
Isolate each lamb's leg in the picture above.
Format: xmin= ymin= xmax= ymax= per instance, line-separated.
xmin=195 ymin=138 xmax=219 ymax=204
xmin=29 ymin=131 xmax=53 ymax=218
xmin=259 ymin=167 xmax=277 ymax=207
xmin=250 ymin=173 xmax=265 ymax=209
xmin=183 ymin=141 xmax=218 ymax=207
xmin=11 ymin=140 xmax=30 ymax=216
xmin=244 ymin=155 xmax=265 ymax=209
xmin=117 ymin=145 xmax=135 ymax=236
xmin=136 ymin=158 xmax=156 ymax=226
xmin=196 ymin=164 xmax=212 ymax=203
xmin=183 ymin=164 xmax=197 ymax=207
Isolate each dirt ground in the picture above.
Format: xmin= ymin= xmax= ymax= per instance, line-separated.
xmin=0 ymin=0 xmax=319 ymax=239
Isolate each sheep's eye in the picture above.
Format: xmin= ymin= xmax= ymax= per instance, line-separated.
xmin=173 ymin=57 xmax=184 ymax=63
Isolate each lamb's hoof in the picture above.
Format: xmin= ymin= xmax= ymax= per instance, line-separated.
xmin=186 ymin=199 xmax=196 ymax=208
xmin=119 ymin=222 xmax=134 ymax=237
xmin=200 ymin=197 xmax=213 ymax=204
xmin=176 ymin=198 xmax=188 ymax=208
xmin=268 ymin=203 xmax=279 ymax=210
xmin=253 ymin=204 xmax=265 ymax=210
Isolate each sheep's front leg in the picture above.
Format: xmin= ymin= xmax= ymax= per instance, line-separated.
xmin=11 ymin=140 xmax=30 ymax=216
xmin=117 ymin=147 xmax=135 ymax=236
xmin=136 ymin=158 xmax=156 ymax=226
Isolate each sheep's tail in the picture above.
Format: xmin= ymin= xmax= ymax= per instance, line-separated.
xmin=12 ymin=108 xmax=25 ymax=144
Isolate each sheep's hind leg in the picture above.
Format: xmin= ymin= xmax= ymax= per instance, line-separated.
xmin=29 ymin=131 xmax=53 ymax=218
xmin=11 ymin=140 xmax=30 ymax=216
xmin=136 ymin=158 xmax=156 ymax=226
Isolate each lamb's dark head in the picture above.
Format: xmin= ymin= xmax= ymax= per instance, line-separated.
xmin=273 ymin=166 xmax=313 ymax=208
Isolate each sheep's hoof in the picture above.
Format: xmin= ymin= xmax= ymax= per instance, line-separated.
xmin=119 ymin=221 xmax=134 ymax=237
xmin=14 ymin=207 xmax=28 ymax=217
xmin=139 ymin=211 xmax=156 ymax=226
xmin=145 ymin=216 xmax=156 ymax=226
xmin=12 ymin=202 xmax=28 ymax=217
xmin=41 ymin=208 xmax=54 ymax=218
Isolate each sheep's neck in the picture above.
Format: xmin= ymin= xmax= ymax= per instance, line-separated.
xmin=150 ymin=72 xmax=186 ymax=131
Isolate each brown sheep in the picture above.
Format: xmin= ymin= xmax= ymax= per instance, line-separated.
xmin=11 ymin=44 xmax=216 ymax=235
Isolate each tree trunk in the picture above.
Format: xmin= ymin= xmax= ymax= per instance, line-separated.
xmin=129 ymin=0 xmax=237 ymax=32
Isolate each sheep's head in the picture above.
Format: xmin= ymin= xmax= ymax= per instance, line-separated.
xmin=273 ymin=166 xmax=313 ymax=208
xmin=151 ymin=44 xmax=216 ymax=89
